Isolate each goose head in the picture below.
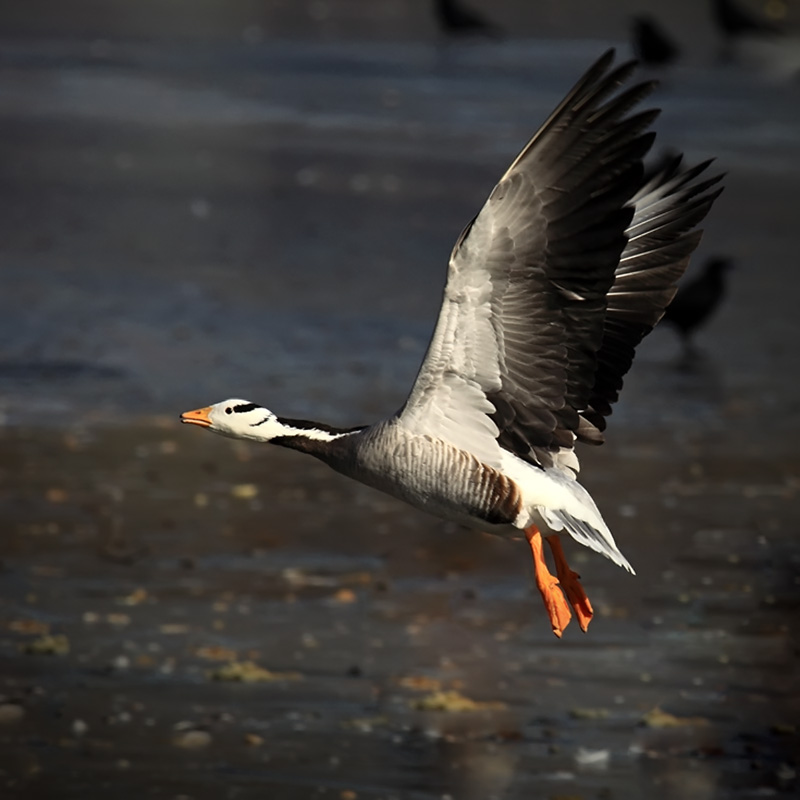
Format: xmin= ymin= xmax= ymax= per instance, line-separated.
xmin=180 ymin=398 xmax=281 ymax=441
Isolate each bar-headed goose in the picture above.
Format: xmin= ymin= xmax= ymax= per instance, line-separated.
xmin=182 ymin=51 xmax=722 ymax=637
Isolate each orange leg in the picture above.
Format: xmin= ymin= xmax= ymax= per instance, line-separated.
xmin=525 ymin=526 xmax=571 ymax=638
xmin=545 ymin=535 xmax=594 ymax=633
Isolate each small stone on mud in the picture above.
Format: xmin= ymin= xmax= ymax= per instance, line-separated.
xmin=569 ymin=707 xmax=609 ymax=721
xmin=574 ymin=746 xmax=610 ymax=768
xmin=397 ymin=675 xmax=442 ymax=692
xmin=330 ymin=588 xmax=357 ymax=604
xmin=159 ymin=624 xmax=189 ymax=635
xmin=117 ymin=587 xmax=148 ymax=606
xmin=172 ymin=728 xmax=212 ymax=749
xmin=45 ymin=488 xmax=68 ymax=503
xmin=8 ymin=618 xmax=50 ymax=635
xmin=343 ymin=715 xmax=387 ymax=733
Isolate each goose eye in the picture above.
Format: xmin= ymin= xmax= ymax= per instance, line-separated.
xmin=225 ymin=407 xmax=232 ymax=415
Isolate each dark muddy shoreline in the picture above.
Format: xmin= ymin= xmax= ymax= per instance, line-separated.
xmin=0 ymin=420 xmax=797 ymax=799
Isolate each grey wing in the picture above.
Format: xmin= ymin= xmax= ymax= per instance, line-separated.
xmin=580 ymin=157 xmax=724 ymax=436
xmin=398 ymin=50 xmax=659 ymax=469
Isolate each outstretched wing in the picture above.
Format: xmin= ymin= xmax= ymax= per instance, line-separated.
xmin=580 ymin=158 xmax=724 ymax=436
xmin=398 ymin=50 xmax=659 ymax=469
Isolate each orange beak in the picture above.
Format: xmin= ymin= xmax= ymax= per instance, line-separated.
xmin=180 ymin=406 xmax=213 ymax=428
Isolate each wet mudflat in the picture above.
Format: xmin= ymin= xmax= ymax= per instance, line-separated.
xmin=0 ymin=418 xmax=798 ymax=800
xmin=1 ymin=2 xmax=800 ymax=798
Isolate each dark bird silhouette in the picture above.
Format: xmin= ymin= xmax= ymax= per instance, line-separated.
xmin=712 ymin=0 xmax=783 ymax=40
xmin=662 ymin=256 xmax=734 ymax=350
xmin=632 ymin=15 xmax=680 ymax=68
xmin=434 ymin=0 xmax=502 ymax=38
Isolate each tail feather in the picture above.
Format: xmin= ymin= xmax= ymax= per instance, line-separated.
xmin=541 ymin=508 xmax=635 ymax=574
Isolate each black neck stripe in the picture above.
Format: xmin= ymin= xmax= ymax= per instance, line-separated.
xmin=277 ymin=416 xmax=366 ymax=435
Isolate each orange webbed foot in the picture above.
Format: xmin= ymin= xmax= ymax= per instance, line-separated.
xmin=525 ymin=526 xmax=572 ymax=637
xmin=546 ymin=535 xmax=594 ymax=632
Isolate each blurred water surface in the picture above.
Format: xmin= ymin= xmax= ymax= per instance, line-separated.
xmin=0 ymin=17 xmax=799 ymax=427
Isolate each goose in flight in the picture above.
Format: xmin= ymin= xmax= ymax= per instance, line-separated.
xmin=182 ymin=51 xmax=723 ymax=637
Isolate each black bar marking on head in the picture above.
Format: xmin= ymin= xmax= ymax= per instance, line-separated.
xmin=234 ymin=403 xmax=259 ymax=414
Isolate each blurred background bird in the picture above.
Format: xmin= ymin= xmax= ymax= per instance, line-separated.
xmin=631 ymin=15 xmax=680 ymax=68
xmin=433 ymin=0 xmax=503 ymax=38
xmin=661 ymin=256 xmax=734 ymax=356
xmin=711 ymin=0 xmax=797 ymax=74
xmin=713 ymin=0 xmax=783 ymax=39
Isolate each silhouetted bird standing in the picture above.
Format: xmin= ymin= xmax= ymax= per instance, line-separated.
xmin=712 ymin=0 xmax=783 ymax=40
xmin=434 ymin=0 xmax=502 ymax=38
xmin=632 ymin=15 xmax=680 ymax=68
xmin=662 ymin=256 xmax=733 ymax=351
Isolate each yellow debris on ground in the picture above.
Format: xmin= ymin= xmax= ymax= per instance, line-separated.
xmin=641 ymin=707 xmax=709 ymax=728
xmin=208 ymin=660 xmax=302 ymax=683
xmin=231 ymin=483 xmax=259 ymax=499
xmin=22 ymin=634 xmax=70 ymax=655
xmin=410 ymin=690 xmax=506 ymax=712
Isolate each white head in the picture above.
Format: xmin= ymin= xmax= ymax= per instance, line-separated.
xmin=181 ymin=398 xmax=356 ymax=444
xmin=181 ymin=398 xmax=282 ymax=441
